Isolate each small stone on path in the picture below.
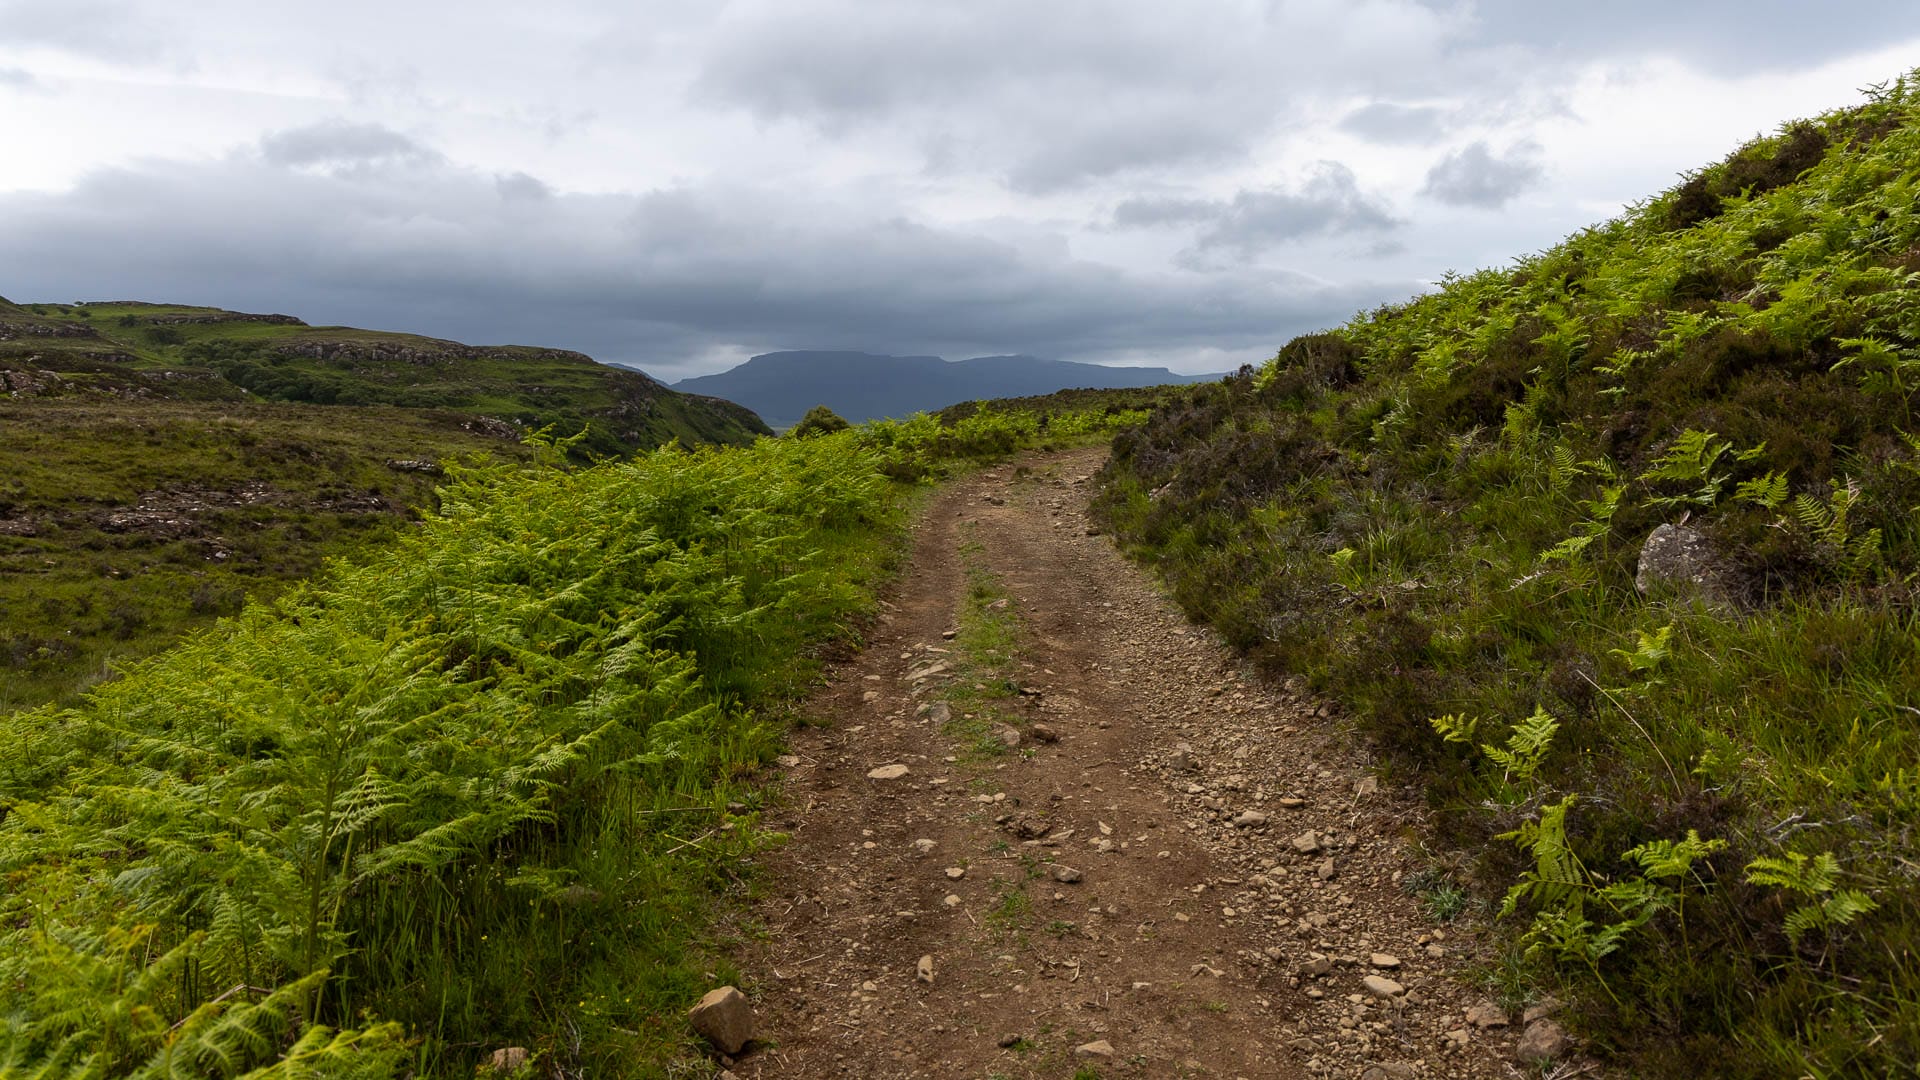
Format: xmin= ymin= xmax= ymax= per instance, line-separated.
xmin=1051 ymin=864 xmax=1084 ymax=884
xmin=1465 ymin=1001 xmax=1510 ymax=1028
xmin=687 ymin=986 xmax=755 ymax=1055
xmin=1291 ymin=831 xmax=1322 ymax=854
xmin=1515 ymin=1018 xmax=1570 ymax=1062
xmin=917 ymin=955 xmax=935 ymax=984
xmin=945 ymin=866 xmax=966 ymax=880
xmin=1361 ymin=975 xmax=1405 ymax=999
xmin=866 ymin=764 xmax=910 ymax=780
xmin=1073 ymin=1040 xmax=1115 ymax=1060
xmin=1369 ymin=952 xmax=1401 ymax=969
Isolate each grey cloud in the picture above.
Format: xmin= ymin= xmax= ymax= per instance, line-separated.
xmin=1435 ymin=0 xmax=1920 ymax=73
xmin=1339 ymin=102 xmax=1451 ymax=145
xmin=0 ymin=149 xmax=1396 ymax=377
xmin=0 ymin=66 xmax=36 ymax=90
xmin=259 ymin=121 xmax=440 ymax=170
xmin=693 ymin=0 xmax=1468 ymax=187
xmin=495 ymin=172 xmax=552 ymax=201
xmin=0 ymin=0 xmax=173 ymax=61
xmin=1113 ymin=164 xmax=1403 ymax=264
xmin=1421 ymin=140 xmax=1543 ymax=208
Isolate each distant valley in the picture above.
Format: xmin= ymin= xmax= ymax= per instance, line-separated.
xmin=667 ymin=349 xmax=1221 ymax=430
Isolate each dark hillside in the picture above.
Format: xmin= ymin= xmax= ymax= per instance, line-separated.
xmin=1096 ymin=74 xmax=1920 ymax=1076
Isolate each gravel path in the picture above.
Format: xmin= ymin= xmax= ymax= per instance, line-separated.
xmin=728 ymin=448 xmax=1555 ymax=1078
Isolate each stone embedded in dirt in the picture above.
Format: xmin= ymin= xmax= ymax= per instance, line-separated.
xmin=990 ymin=723 xmax=1023 ymax=748
xmin=907 ymin=661 xmax=952 ymax=683
xmin=927 ymin=702 xmax=953 ymax=724
xmin=986 ymin=598 xmax=1011 ymax=611
xmin=1523 ymin=996 xmax=1563 ymax=1024
xmin=913 ymin=838 xmax=937 ymax=854
xmin=1005 ymin=815 xmax=1050 ymax=839
xmin=1276 ymin=796 xmax=1306 ymax=808
xmin=866 ymin=764 xmax=911 ymax=780
xmin=775 ymin=754 xmax=801 ymax=768
xmin=1291 ymin=831 xmax=1322 ymax=854
xmin=943 ymin=893 xmax=962 ymax=906
xmin=489 ymin=1047 xmax=529 ymax=1072
xmin=1361 ymin=975 xmax=1405 ymax=999
xmin=917 ymin=955 xmax=935 ymax=984
xmin=1231 ymin=810 xmax=1268 ymax=827
xmin=1073 ymin=1040 xmax=1115 ymax=1060
xmin=1316 ymin=858 xmax=1337 ymax=881
xmin=1051 ymin=864 xmax=1084 ymax=883
xmin=688 ymin=986 xmax=755 ymax=1055
xmin=1515 ymin=1018 xmax=1571 ymax=1062
xmin=1355 ymin=776 xmax=1380 ymax=797
xmin=1359 ymin=1064 xmax=1417 ymax=1080
xmin=1168 ymin=742 xmax=1198 ymax=771
xmin=945 ymin=866 xmax=966 ymax=879
xmin=1030 ymin=722 xmax=1060 ymax=743
xmin=1301 ymin=954 xmax=1333 ymax=977
xmin=1369 ymin=953 xmax=1401 ymax=969
xmin=1466 ymin=1001 xmax=1510 ymax=1028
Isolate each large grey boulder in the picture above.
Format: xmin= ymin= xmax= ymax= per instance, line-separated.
xmin=1635 ymin=523 xmax=1735 ymax=605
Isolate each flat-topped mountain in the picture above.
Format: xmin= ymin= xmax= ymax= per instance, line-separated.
xmin=669 ymin=349 xmax=1219 ymax=430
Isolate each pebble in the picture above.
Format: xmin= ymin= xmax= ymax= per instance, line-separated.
xmin=866 ymin=764 xmax=911 ymax=780
xmin=1361 ymin=975 xmax=1405 ymax=999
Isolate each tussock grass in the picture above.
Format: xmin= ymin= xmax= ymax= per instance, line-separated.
xmin=1095 ymin=73 xmax=1920 ymax=1077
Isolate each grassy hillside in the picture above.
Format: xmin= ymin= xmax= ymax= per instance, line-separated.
xmin=0 ymin=300 xmax=768 ymax=454
xmin=0 ymin=405 xmax=1144 ymax=1078
xmin=1095 ymin=75 xmax=1920 ymax=1076
xmin=0 ymin=302 xmax=769 ymax=710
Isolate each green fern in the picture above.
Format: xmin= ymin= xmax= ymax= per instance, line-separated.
xmin=1609 ymin=624 xmax=1675 ymax=679
xmin=1745 ymin=850 xmax=1880 ymax=949
xmin=1639 ymin=428 xmax=1766 ymax=509
xmin=1482 ymin=707 xmax=1561 ymax=788
xmin=1734 ymin=471 xmax=1790 ymax=509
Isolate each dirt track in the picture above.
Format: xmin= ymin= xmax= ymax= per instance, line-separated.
xmin=730 ymin=448 xmax=1550 ymax=1079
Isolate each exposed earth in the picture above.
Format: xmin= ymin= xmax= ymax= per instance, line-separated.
xmin=727 ymin=447 xmax=1583 ymax=1079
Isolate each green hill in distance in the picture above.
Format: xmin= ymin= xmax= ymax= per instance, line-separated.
xmin=0 ymin=300 xmax=769 ymax=709
xmin=0 ymin=299 xmax=768 ymax=453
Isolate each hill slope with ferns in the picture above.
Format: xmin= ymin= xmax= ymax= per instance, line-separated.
xmin=0 ymin=301 xmax=768 ymax=709
xmin=1096 ymin=74 xmax=1920 ymax=1076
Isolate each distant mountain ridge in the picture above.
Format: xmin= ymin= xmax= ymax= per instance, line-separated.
xmin=667 ymin=350 xmax=1221 ymax=429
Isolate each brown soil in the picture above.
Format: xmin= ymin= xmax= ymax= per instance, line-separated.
xmin=730 ymin=448 xmax=1555 ymax=1079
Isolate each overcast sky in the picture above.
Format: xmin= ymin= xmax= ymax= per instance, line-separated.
xmin=2 ymin=2 xmax=1916 ymax=379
